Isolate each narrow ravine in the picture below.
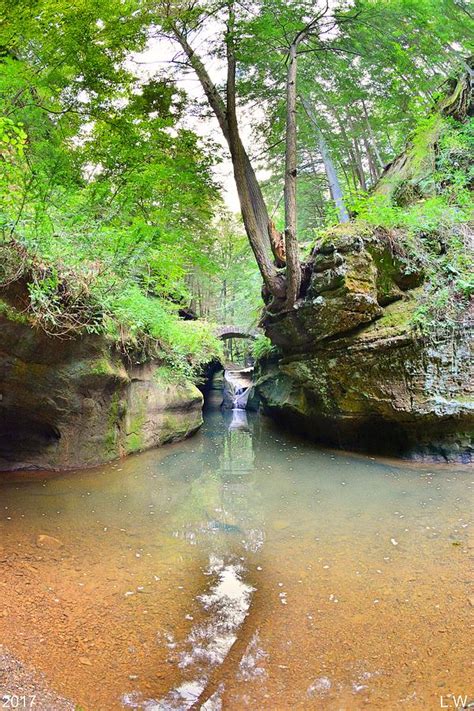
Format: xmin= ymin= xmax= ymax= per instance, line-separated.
xmin=0 ymin=380 xmax=471 ymax=710
xmin=0 ymin=8 xmax=471 ymax=711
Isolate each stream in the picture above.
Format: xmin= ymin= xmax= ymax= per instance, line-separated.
xmin=0 ymin=383 xmax=472 ymax=710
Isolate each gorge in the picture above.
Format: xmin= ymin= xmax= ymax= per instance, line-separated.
xmin=1 ymin=67 xmax=472 ymax=469
xmin=0 ymin=2 xmax=472 ymax=709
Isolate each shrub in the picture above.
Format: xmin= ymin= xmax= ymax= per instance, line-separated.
xmin=252 ymin=335 xmax=278 ymax=361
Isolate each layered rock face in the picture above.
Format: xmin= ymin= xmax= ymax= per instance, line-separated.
xmin=257 ymin=70 xmax=473 ymax=462
xmin=0 ymin=311 xmax=203 ymax=471
xmin=258 ymin=230 xmax=473 ymax=460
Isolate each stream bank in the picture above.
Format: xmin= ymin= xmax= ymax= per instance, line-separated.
xmin=0 ymin=297 xmax=203 ymax=471
xmin=0 ymin=646 xmax=74 ymax=711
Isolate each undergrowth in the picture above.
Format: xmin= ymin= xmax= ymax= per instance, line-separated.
xmin=0 ymin=240 xmax=223 ymax=381
xmin=252 ymin=335 xmax=279 ymax=362
xmin=345 ymin=114 xmax=473 ymax=331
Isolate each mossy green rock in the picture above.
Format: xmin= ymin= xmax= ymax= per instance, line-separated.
xmin=265 ymin=227 xmax=420 ymax=351
xmin=259 ymin=242 xmax=473 ymax=461
xmin=0 ymin=314 xmax=203 ymax=471
xmin=124 ymin=364 xmax=203 ymax=455
xmin=258 ymin=70 xmax=473 ymax=461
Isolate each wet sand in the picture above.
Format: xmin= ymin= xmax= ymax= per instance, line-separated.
xmin=0 ymin=644 xmax=73 ymax=710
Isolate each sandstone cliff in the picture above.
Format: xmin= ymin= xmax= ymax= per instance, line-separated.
xmin=0 ymin=283 xmax=203 ymax=471
xmin=257 ymin=66 xmax=473 ymax=461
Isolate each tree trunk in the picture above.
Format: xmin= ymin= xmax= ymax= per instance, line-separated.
xmin=361 ymin=99 xmax=383 ymax=169
xmin=222 ymin=279 xmax=227 ymax=321
xmin=334 ymin=115 xmax=362 ymax=191
xmin=284 ymin=42 xmax=301 ymax=306
xmin=362 ymin=133 xmax=379 ymax=183
xmin=172 ymin=24 xmax=285 ymax=300
xmin=172 ymin=6 xmax=328 ymax=308
xmin=345 ymin=115 xmax=366 ymax=190
xmin=301 ymin=97 xmax=349 ymax=223
xmin=224 ymin=8 xmax=286 ymax=298
xmin=337 ymin=158 xmax=352 ymax=194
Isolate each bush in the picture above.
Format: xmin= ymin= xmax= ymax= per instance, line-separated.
xmin=252 ymin=335 xmax=278 ymax=362
xmin=0 ymin=240 xmax=223 ymax=382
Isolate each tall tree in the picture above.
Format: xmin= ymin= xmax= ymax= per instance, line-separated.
xmin=301 ymin=96 xmax=349 ymax=223
xmin=235 ymin=0 xmax=471 ymax=235
xmin=156 ymin=0 xmax=363 ymax=306
xmin=163 ymin=3 xmax=285 ymax=302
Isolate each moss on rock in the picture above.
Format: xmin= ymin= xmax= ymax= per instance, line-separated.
xmin=0 ymin=298 xmax=29 ymax=325
xmin=0 ymin=313 xmax=203 ymax=471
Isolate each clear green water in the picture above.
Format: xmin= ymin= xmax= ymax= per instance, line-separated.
xmin=0 ymin=399 xmax=472 ymax=710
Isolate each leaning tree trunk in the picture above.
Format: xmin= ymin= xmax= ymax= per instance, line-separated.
xmin=172 ymin=24 xmax=285 ymax=300
xmin=301 ymin=97 xmax=349 ymax=223
xmin=172 ymin=6 xmax=334 ymax=308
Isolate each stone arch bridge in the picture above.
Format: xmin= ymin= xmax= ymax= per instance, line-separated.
xmin=215 ymin=324 xmax=260 ymax=340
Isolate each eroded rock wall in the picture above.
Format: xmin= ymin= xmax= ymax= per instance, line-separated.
xmin=258 ymin=293 xmax=473 ymax=461
xmin=0 ymin=313 xmax=203 ymax=471
xmin=257 ymin=225 xmax=473 ymax=461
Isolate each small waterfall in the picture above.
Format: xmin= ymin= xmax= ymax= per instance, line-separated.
xmin=222 ymin=368 xmax=254 ymax=410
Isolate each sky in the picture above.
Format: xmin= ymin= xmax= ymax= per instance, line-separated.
xmin=128 ymin=30 xmax=267 ymax=213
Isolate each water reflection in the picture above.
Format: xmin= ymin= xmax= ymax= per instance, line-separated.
xmin=165 ymin=407 xmax=263 ymax=560
xmin=145 ymin=556 xmax=254 ymax=710
xmin=225 ymin=409 xmax=250 ymax=432
xmin=122 ymin=412 xmax=262 ymax=710
xmin=0 ymin=404 xmax=471 ymax=710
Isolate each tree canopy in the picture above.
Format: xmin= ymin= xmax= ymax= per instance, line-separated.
xmin=0 ymin=0 xmax=472 ymax=371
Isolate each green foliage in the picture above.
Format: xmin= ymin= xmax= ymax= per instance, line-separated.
xmin=102 ymin=288 xmax=222 ymax=379
xmin=0 ymin=297 xmax=29 ymax=324
xmin=154 ymin=365 xmax=184 ymax=384
xmin=0 ymin=0 xmax=224 ymax=380
xmin=410 ymin=223 xmax=473 ymax=329
xmin=0 ymin=117 xmax=28 ymax=206
xmin=347 ymin=113 xmax=473 ymax=330
xmin=252 ymin=335 xmax=278 ymax=362
xmin=1 ymin=0 xmax=472 ymax=366
xmin=0 ymin=117 xmax=27 ymax=156
xmin=4 ymin=248 xmax=223 ymax=379
xmin=435 ymin=116 xmax=474 ymax=202
xmin=186 ymin=211 xmax=262 ymax=330
xmin=410 ymin=114 xmax=443 ymax=171
xmin=235 ymin=0 xmax=471 ymax=234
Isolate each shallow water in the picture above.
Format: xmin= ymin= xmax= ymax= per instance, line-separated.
xmin=0 ymin=400 xmax=472 ymax=710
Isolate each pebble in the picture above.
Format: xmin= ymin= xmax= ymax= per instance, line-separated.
xmin=36 ymin=534 xmax=63 ymax=549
